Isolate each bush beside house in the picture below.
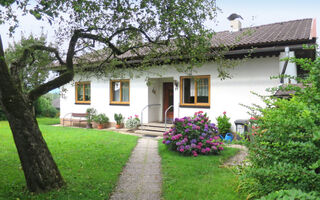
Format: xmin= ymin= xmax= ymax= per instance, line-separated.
xmin=239 ymin=58 xmax=320 ymax=199
xmin=163 ymin=111 xmax=224 ymax=157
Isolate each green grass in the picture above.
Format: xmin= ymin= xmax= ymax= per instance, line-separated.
xmin=159 ymin=142 xmax=247 ymax=200
xmin=36 ymin=117 xmax=60 ymax=125
xmin=0 ymin=118 xmax=138 ymax=200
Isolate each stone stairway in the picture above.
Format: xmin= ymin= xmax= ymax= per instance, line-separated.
xmin=135 ymin=122 xmax=173 ymax=136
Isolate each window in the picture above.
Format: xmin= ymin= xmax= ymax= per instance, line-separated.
xmin=180 ymin=75 xmax=210 ymax=107
xmin=110 ymin=80 xmax=130 ymax=104
xmin=75 ymin=82 xmax=91 ymax=104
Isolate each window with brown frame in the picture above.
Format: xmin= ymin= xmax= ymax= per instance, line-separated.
xmin=75 ymin=82 xmax=91 ymax=104
xmin=110 ymin=80 xmax=130 ymax=104
xmin=180 ymin=75 xmax=210 ymax=107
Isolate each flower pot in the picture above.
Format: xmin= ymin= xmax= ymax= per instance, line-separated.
xmin=97 ymin=124 xmax=104 ymax=129
xmin=115 ymin=124 xmax=121 ymax=129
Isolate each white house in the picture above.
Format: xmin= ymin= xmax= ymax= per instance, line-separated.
xmin=59 ymin=18 xmax=317 ymax=131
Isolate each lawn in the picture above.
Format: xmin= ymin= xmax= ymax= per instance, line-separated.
xmin=0 ymin=118 xmax=138 ymax=200
xmin=159 ymin=142 xmax=247 ymax=200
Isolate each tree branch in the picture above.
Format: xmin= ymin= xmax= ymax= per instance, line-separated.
xmin=78 ymin=32 xmax=122 ymax=55
xmin=0 ymin=35 xmax=21 ymax=103
xmin=31 ymin=45 xmax=65 ymax=66
xmin=28 ymin=31 xmax=80 ymax=101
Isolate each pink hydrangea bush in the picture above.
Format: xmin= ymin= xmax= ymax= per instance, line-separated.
xmin=163 ymin=111 xmax=224 ymax=157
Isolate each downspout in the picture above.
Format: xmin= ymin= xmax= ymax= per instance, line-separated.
xmin=280 ymin=47 xmax=290 ymax=84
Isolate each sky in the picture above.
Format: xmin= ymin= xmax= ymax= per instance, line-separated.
xmin=1 ymin=0 xmax=320 ymax=50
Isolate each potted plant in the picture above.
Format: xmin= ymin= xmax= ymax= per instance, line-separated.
xmin=216 ymin=111 xmax=232 ymax=138
xmin=92 ymin=113 xmax=109 ymax=129
xmin=114 ymin=113 xmax=123 ymax=129
xmin=86 ymin=108 xmax=97 ymax=128
xmin=125 ymin=115 xmax=140 ymax=131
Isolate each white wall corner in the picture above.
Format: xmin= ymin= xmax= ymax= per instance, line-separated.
xmin=279 ymin=51 xmax=297 ymax=84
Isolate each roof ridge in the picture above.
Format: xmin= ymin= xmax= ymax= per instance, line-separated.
xmin=216 ymin=18 xmax=313 ymax=34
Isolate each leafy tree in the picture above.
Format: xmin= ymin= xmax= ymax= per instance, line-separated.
xmin=0 ymin=0 xmax=218 ymax=193
xmin=5 ymin=34 xmax=53 ymax=92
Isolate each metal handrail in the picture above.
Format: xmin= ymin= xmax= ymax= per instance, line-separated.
xmin=140 ymin=104 xmax=161 ymax=130
xmin=164 ymin=105 xmax=173 ymax=131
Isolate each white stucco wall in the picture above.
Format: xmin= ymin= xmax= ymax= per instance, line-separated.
xmin=60 ymin=55 xmax=280 ymax=129
xmin=279 ymin=51 xmax=297 ymax=84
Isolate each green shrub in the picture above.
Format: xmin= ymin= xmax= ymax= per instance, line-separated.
xmin=258 ymin=189 xmax=320 ymax=200
xmin=239 ymin=57 xmax=320 ymax=198
xmin=240 ymin=98 xmax=320 ymax=197
xmin=216 ymin=111 xmax=231 ymax=137
xmin=34 ymin=96 xmax=58 ymax=118
xmin=163 ymin=111 xmax=223 ymax=156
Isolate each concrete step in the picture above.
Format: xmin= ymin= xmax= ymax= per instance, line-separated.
xmin=142 ymin=122 xmax=173 ymax=128
xmin=135 ymin=130 xmax=164 ymax=136
xmin=139 ymin=126 xmax=168 ymax=132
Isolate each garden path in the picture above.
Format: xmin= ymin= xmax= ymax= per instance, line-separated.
xmin=109 ymin=137 xmax=162 ymax=200
xmin=223 ymin=144 xmax=248 ymax=166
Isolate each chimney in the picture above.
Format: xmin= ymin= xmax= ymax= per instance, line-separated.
xmin=230 ymin=19 xmax=242 ymax=32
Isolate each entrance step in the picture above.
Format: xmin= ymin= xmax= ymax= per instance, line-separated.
xmin=139 ymin=126 xmax=168 ymax=132
xmin=135 ymin=122 xmax=174 ymax=136
xmin=134 ymin=130 xmax=164 ymax=136
xmin=143 ymin=122 xmax=173 ymax=128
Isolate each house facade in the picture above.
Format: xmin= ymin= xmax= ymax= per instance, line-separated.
xmin=59 ymin=18 xmax=317 ymax=129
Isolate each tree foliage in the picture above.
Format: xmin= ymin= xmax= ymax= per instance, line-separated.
xmin=0 ymin=0 xmax=219 ymax=193
xmin=239 ymin=57 xmax=320 ymax=199
xmin=5 ymin=34 xmax=54 ymax=92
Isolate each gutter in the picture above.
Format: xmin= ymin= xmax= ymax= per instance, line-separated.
xmin=49 ymin=43 xmax=313 ymax=71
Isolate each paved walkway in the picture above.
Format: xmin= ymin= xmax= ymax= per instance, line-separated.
xmin=223 ymin=144 xmax=248 ymax=166
xmin=110 ymin=137 xmax=162 ymax=200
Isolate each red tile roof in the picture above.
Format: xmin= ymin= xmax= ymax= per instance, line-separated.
xmin=211 ymin=18 xmax=316 ymax=48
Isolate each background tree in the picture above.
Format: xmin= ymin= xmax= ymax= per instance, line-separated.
xmin=5 ymin=34 xmax=53 ymax=92
xmin=0 ymin=0 xmax=218 ymax=193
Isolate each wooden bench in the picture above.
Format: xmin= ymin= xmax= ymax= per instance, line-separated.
xmin=62 ymin=113 xmax=87 ymax=127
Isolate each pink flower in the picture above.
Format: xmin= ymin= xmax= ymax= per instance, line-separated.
xmin=219 ymin=146 xmax=224 ymax=150
xmin=179 ymin=149 xmax=184 ymax=152
xmin=223 ymin=111 xmax=226 ymax=115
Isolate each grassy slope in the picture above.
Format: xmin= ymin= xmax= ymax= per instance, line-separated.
xmin=159 ymin=142 xmax=247 ymax=200
xmin=0 ymin=119 xmax=138 ymax=200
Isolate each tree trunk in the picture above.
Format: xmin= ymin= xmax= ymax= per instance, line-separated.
xmin=2 ymin=98 xmax=65 ymax=193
